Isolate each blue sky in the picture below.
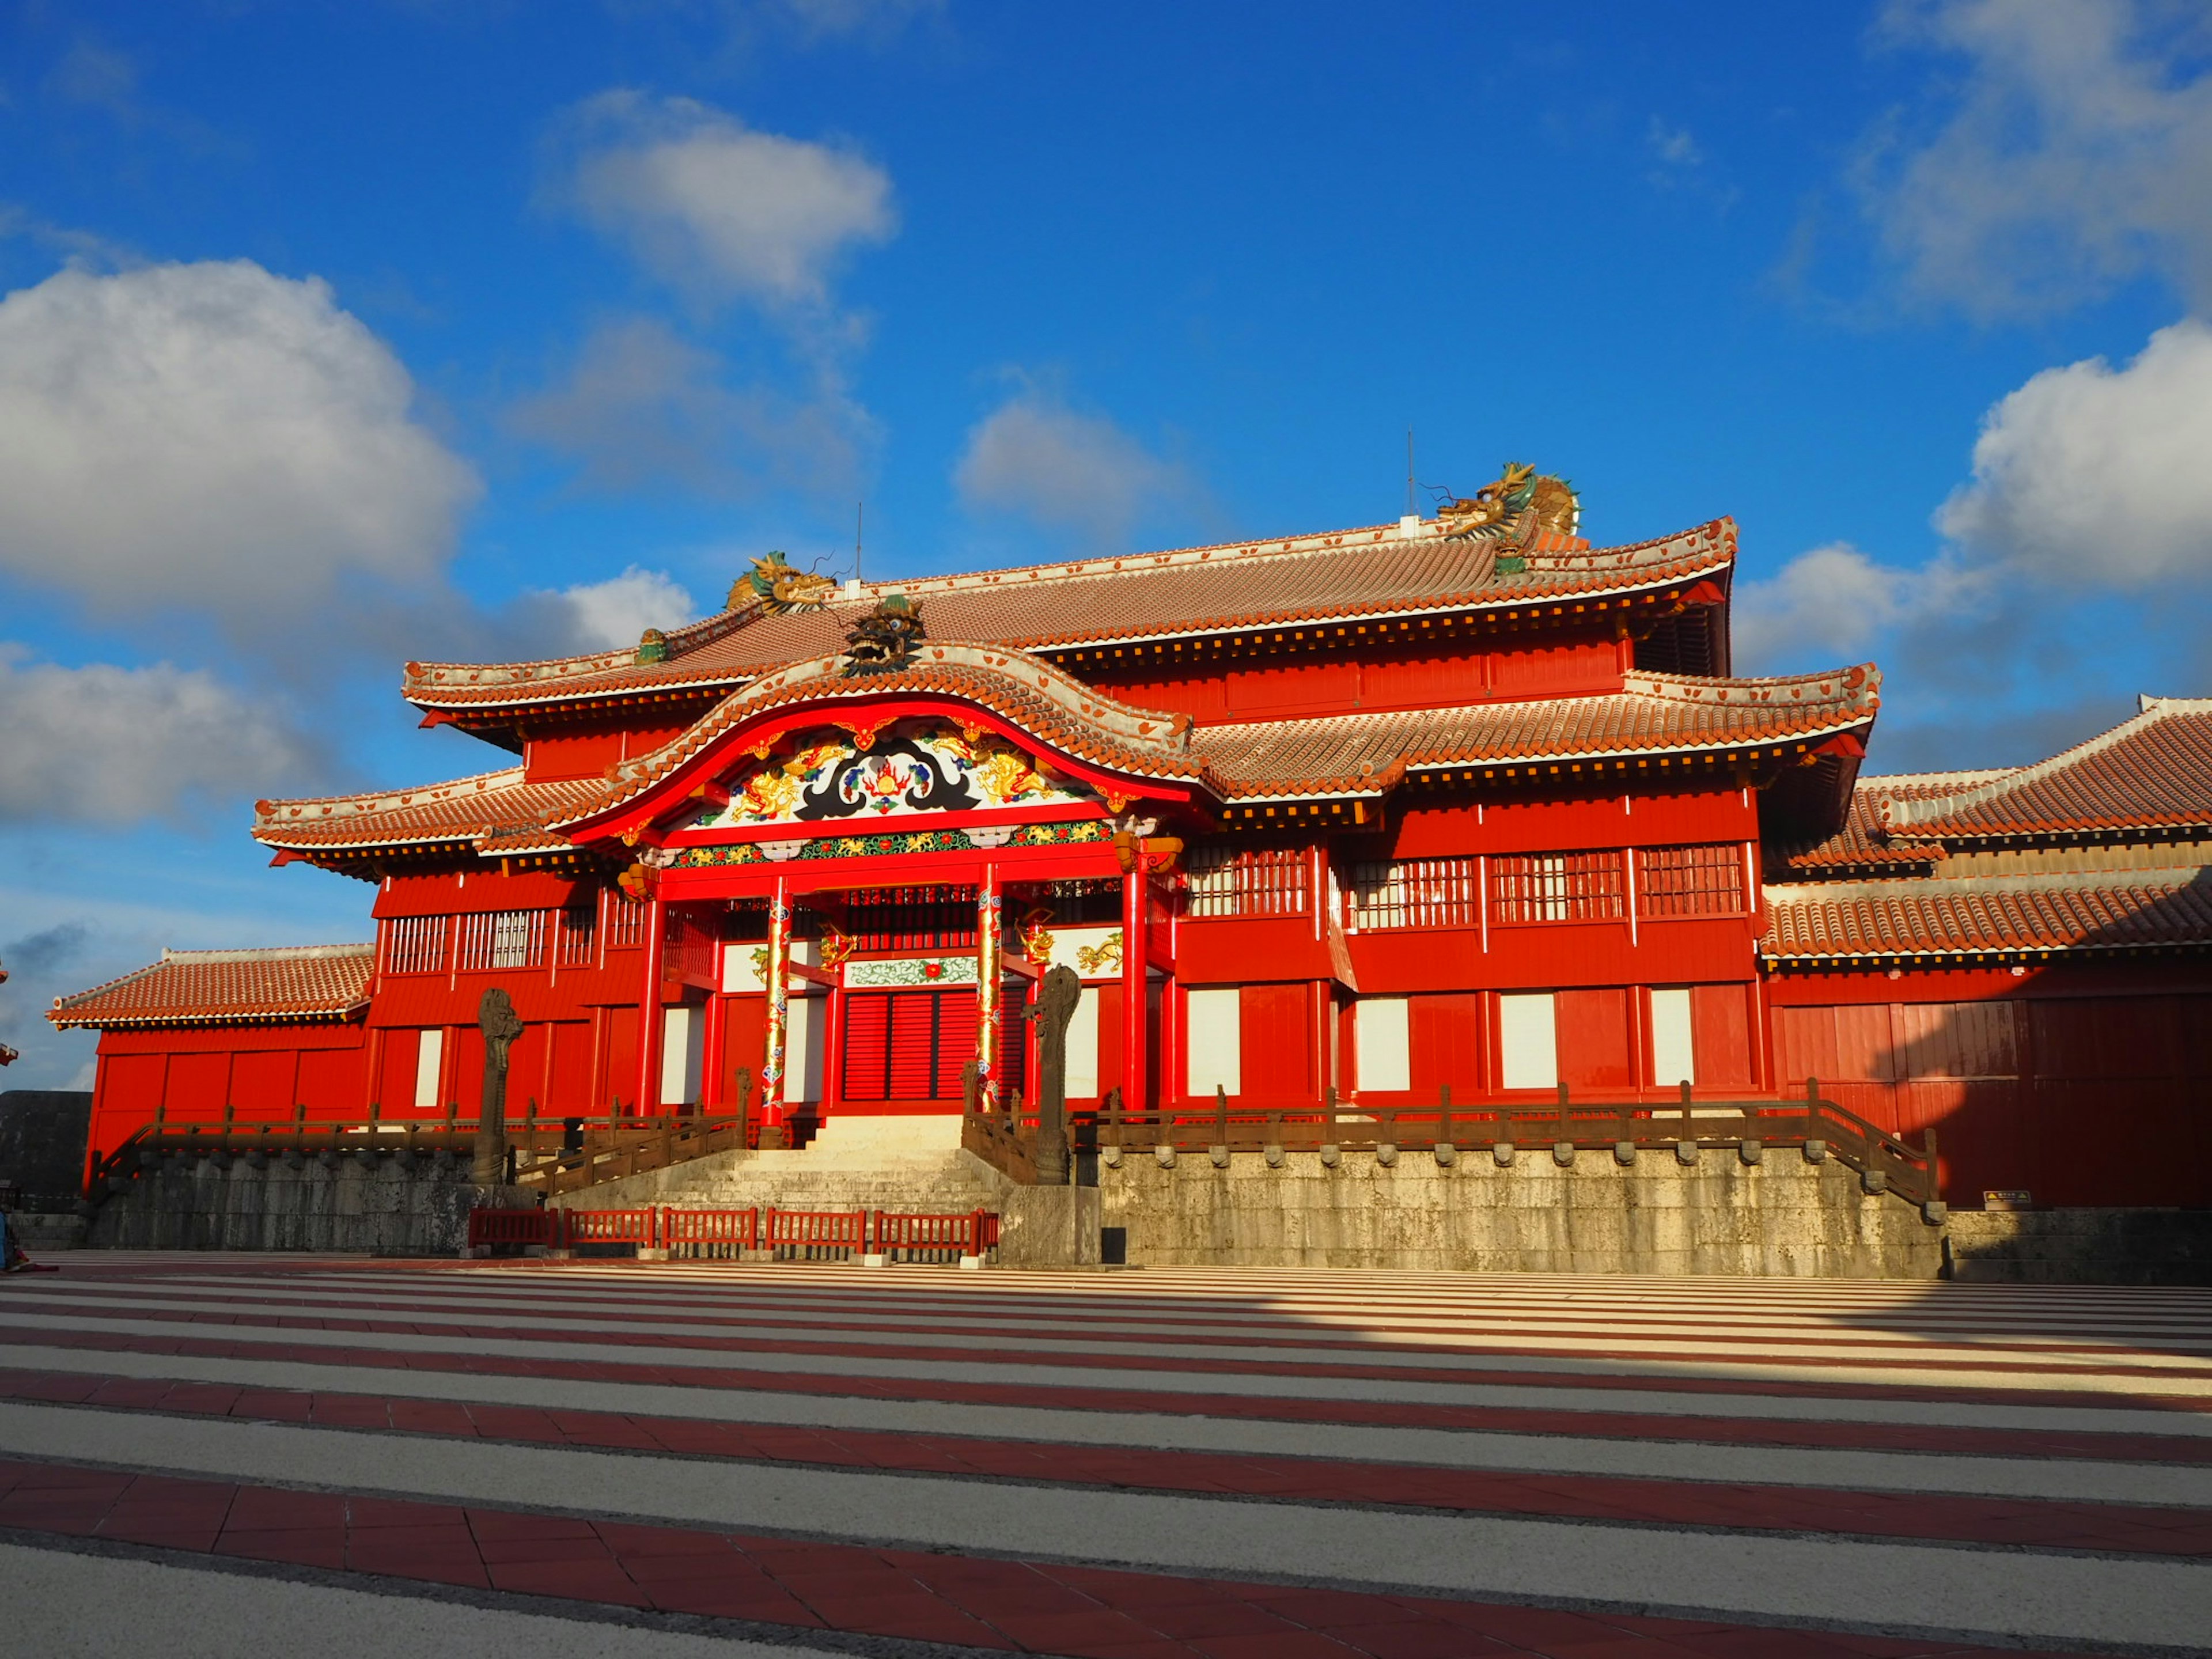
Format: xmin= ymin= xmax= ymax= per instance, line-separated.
xmin=4 ymin=0 xmax=2210 ymax=1085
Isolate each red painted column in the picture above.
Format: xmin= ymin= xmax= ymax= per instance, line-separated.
xmin=1312 ymin=979 xmax=1330 ymax=1108
xmin=823 ymin=975 xmax=848 ymax=1120
xmin=976 ymin=865 xmax=1003 ymax=1111
xmin=634 ymin=894 xmax=667 ymax=1120
xmin=1122 ymin=865 xmax=1148 ymax=1113
xmin=759 ymin=876 xmax=793 ymax=1145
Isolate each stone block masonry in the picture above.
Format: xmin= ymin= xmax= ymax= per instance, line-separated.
xmin=85 ymin=1153 xmax=528 ymax=1255
xmin=1100 ymin=1141 xmax=1942 ymax=1277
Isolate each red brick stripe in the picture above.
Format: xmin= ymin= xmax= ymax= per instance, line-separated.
xmin=0 ymin=1457 xmax=2069 ymax=1659
xmin=10 ymin=1321 xmax=2207 ymax=1466
xmin=5 ymin=1367 xmax=2207 ymax=1558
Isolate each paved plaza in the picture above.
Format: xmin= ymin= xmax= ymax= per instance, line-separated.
xmin=1 ymin=1259 xmax=2208 ymax=1658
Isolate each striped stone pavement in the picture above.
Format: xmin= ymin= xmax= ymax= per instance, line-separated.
xmin=2 ymin=1256 xmax=2209 ymax=1658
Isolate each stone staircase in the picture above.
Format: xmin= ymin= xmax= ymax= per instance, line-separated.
xmin=546 ymin=1113 xmax=1018 ymax=1217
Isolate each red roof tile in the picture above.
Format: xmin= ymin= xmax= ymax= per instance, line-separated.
xmin=50 ymin=945 xmax=373 ymax=1029
xmin=403 ymin=517 xmax=1737 ymax=714
xmin=252 ymin=769 xmax=608 ymax=853
xmin=1193 ymin=666 xmax=1881 ymax=800
xmin=256 ymin=647 xmax=1878 ymax=860
xmin=1883 ymin=696 xmax=2212 ymax=840
xmin=1775 ymin=769 xmax=2008 ymax=873
xmin=1760 ymin=870 xmax=2212 ymax=961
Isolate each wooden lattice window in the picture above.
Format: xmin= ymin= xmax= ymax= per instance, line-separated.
xmin=1185 ymin=847 xmax=1310 ymax=918
xmin=1488 ymin=851 xmax=1625 ymax=923
xmin=383 ymin=915 xmax=449 ymax=975
xmin=457 ymin=909 xmax=547 ymax=971
xmin=844 ymin=886 xmax=978 ymax=953
xmin=1636 ymin=844 xmax=1746 ymax=916
xmin=557 ymin=902 xmax=598 ymax=967
xmin=605 ymin=893 xmax=649 ymax=949
xmin=1345 ymin=858 xmax=1482 ymax=930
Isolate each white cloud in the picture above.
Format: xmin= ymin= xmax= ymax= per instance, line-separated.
xmin=1863 ymin=0 xmax=2212 ymax=317
xmin=955 ymin=392 xmax=1194 ymax=549
xmin=0 ymin=260 xmax=479 ymax=631
xmin=506 ymin=316 xmax=864 ymax=497
xmin=1733 ymin=542 xmax=1990 ymax=669
xmin=536 ymin=567 xmax=700 ymax=652
xmin=1940 ymin=318 xmax=2212 ymax=587
xmin=562 ymin=92 xmax=895 ymax=309
xmin=0 ymin=647 xmax=319 ymax=826
xmin=1647 ymin=117 xmax=1703 ymax=168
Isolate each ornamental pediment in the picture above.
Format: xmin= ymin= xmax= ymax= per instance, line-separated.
xmin=693 ymin=719 xmax=1099 ymax=833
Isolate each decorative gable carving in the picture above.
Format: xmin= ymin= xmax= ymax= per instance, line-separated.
xmin=699 ymin=720 xmax=1098 ymax=831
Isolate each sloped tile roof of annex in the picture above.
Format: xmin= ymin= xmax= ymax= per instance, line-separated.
xmin=1194 ymin=665 xmax=1880 ymax=800
xmin=49 ymin=945 xmax=374 ymax=1029
xmin=1774 ymin=768 xmax=2012 ymax=874
xmin=1760 ymin=868 xmax=2212 ymax=962
xmin=253 ymin=770 xmax=608 ymax=853
xmin=256 ymin=656 xmax=1878 ymax=859
xmin=402 ymin=516 xmax=1738 ymax=713
xmin=1882 ymin=696 xmax=2212 ymax=840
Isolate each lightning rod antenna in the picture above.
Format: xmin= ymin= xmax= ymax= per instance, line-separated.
xmin=855 ymin=499 xmax=863 ymax=588
xmin=1406 ymin=430 xmax=1415 ymax=517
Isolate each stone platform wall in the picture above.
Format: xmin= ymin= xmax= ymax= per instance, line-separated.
xmin=86 ymin=1155 xmax=527 ymax=1255
xmin=1945 ymin=1207 xmax=2212 ymax=1285
xmin=1099 ymin=1141 xmax=1944 ymax=1278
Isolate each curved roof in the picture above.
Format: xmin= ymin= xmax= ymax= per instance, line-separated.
xmin=1761 ymin=869 xmax=2212 ymax=963
xmin=403 ymin=517 xmax=1737 ymax=715
xmin=253 ymin=769 xmax=608 ymax=855
xmin=50 ymin=945 xmax=373 ymax=1029
xmin=255 ymin=650 xmax=1878 ymax=862
xmin=1192 ymin=666 xmax=1880 ymax=802
xmin=561 ymin=643 xmax=1224 ymax=832
xmin=1883 ymin=695 xmax=2212 ymax=840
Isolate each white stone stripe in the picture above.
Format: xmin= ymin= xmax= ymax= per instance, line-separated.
xmin=4 ymin=1339 xmax=2204 ymax=1508
xmin=9 ymin=1292 xmax=2207 ymax=1395
xmin=0 ymin=1542 xmax=832 ymax=1659
xmin=4 ymin=1402 xmax=2207 ymax=1652
xmin=69 ymin=1276 xmax=2212 ymax=1358
xmin=4 ymin=1309 xmax=2207 ymax=1437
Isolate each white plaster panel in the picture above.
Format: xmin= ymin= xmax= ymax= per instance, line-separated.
xmin=412 ymin=1028 xmax=443 ymax=1111
xmin=1185 ymin=987 xmax=1241 ymax=1097
xmin=1355 ymin=997 xmax=1411 ymax=1094
xmin=1650 ymin=987 xmax=1695 ymax=1088
xmin=658 ymin=1005 xmax=704 ymax=1106
xmin=785 ymin=994 xmax=826 ymax=1104
xmin=1066 ymin=986 xmax=1100 ymax=1099
xmin=1498 ymin=993 xmax=1558 ymax=1091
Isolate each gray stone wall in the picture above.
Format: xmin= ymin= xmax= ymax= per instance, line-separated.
xmin=0 ymin=1089 xmax=93 ymax=1201
xmin=1099 ymin=1141 xmax=1943 ymax=1278
xmin=1945 ymin=1207 xmax=2212 ymax=1285
xmin=86 ymin=1153 xmax=527 ymax=1255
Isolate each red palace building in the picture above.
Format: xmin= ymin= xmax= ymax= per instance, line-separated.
xmin=51 ymin=467 xmax=2212 ymax=1211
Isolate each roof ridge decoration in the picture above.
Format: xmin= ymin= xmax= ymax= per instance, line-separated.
xmin=1855 ymin=767 xmax=2015 ymax=789
xmin=732 ymin=549 xmax=837 ymax=615
xmin=256 ymin=766 xmax=527 ymax=830
xmin=1619 ymin=663 xmax=1880 ymax=708
xmin=1432 ymin=462 xmax=1581 ymax=573
xmin=399 ymin=514 xmax=1739 ymax=714
xmin=160 ymin=944 xmax=374 ymax=963
xmin=1885 ymin=692 xmax=2207 ymax=834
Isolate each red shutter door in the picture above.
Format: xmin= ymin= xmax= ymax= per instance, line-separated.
xmin=230 ymin=1051 xmax=299 ymax=1122
xmin=934 ymin=992 xmax=980 ymax=1100
xmin=1240 ymin=983 xmax=1312 ymax=1105
xmin=887 ymin=991 xmax=941 ymax=1100
xmin=1556 ymin=987 xmax=1633 ymax=1090
xmin=1408 ymin=993 xmax=1483 ymax=1099
xmin=1689 ymin=983 xmax=1755 ymax=1090
xmin=842 ymin=993 xmax=891 ymax=1101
